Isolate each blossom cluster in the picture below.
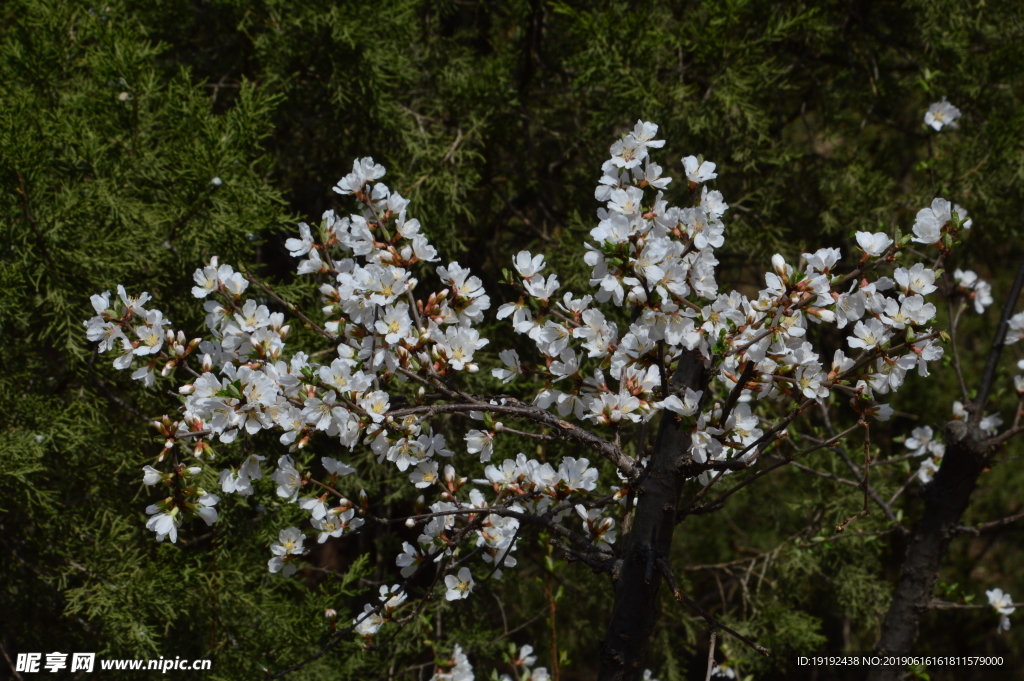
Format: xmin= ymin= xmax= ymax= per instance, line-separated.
xmin=423 ymin=643 xmax=550 ymax=681
xmin=85 ymin=156 xmax=613 ymax=642
xmin=430 ymin=644 xmax=474 ymax=681
xmin=140 ymin=463 xmax=219 ymax=543
xmin=85 ymin=119 xmax=973 ymax=645
xmin=499 ymin=644 xmax=550 ymax=681
xmin=495 ymin=120 xmax=957 ymax=488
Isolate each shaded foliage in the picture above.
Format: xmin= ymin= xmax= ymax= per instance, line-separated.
xmin=3 ymin=1 xmax=1024 ymax=679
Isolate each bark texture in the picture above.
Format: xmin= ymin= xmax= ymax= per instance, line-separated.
xmin=597 ymin=351 xmax=707 ymax=681
xmin=869 ymin=255 xmax=1024 ymax=680
xmin=867 ymin=419 xmax=992 ymax=681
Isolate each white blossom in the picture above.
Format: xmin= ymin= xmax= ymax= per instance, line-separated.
xmin=465 ymin=429 xmax=495 ymax=462
xmin=656 ymin=388 xmax=702 ymax=416
xmin=268 ymin=526 xmax=305 ymax=576
xmin=410 ymin=460 xmax=440 ymax=488
xmin=682 ymin=155 xmax=717 ymax=183
xmin=848 ymin=319 xmax=890 ymax=351
xmin=353 ymin=603 xmax=385 ymax=636
xmin=855 ymin=232 xmax=893 ymax=257
xmin=924 ymin=97 xmax=961 ymax=131
xmin=272 ymin=455 xmax=302 ymax=501
xmin=954 ymin=269 xmax=993 ymax=313
xmin=987 ymin=588 xmax=1015 ymax=633
xmin=513 ymin=251 xmax=546 ymax=278
xmin=431 ymin=644 xmax=474 ymax=681
xmin=905 ymin=426 xmax=942 ymax=457
xmin=444 ymin=567 xmax=475 ymax=601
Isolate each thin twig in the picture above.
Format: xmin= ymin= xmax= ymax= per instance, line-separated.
xmin=0 ymin=640 xmax=24 ymax=681
xmin=496 ymin=425 xmax=558 ymax=441
xmin=887 ymin=469 xmax=920 ymax=506
xmin=693 ymin=424 xmax=859 ymax=514
xmin=984 ymin=423 xmax=1024 ymax=448
xmin=788 ymin=461 xmax=861 ymax=487
xmin=95 ymin=379 xmax=144 ymax=418
xmin=973 ymin=253 xmax=1024 ymax=421
xmin=704 ymin=626 xmax=718 ymax=681
xmin=657 ymin=558 xmax=770 ymax=658
xmin=946 ymin=298 xmax=971 ymax=403
xmin=719 ymin=361 xmax=756 ymax=427
xmin=956 ymin=510 xmax=1024 ymax=536
xmin=835 ymin=420 xmax=873 ymax=533
xmin=929 ymin=600 xmax=1024 ymax=610
xmin=484 ymin=609 xmax=548 ymax=646
xmin=821 ymin=407 xmax=902 ymax=530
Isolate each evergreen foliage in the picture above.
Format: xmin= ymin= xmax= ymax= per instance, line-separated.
xmin=3 ymin=1 xmax=1024 ymax=680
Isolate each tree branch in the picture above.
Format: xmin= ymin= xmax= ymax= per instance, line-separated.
xmin=690 ymin=424 xmax=860 ymax=515
xmin=973 ymin=253 xmax=1024 ymax=421
xmin=389 ymin=401 xmax=638 ymax=479
xmin=955 ymin=510 xmax=1024 ymax=536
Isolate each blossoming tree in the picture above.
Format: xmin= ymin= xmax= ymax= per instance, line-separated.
xmin=85 ymin=111 xmax=1021 ymax=680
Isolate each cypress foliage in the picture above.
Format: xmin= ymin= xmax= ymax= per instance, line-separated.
xmin=2 ymin=1 xmax=1024 ymax=679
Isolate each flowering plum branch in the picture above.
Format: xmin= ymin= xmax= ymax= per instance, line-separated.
xmin=85 ymin=115 xmax=990 ymax=676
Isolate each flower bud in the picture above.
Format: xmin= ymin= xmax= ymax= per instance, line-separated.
xmin=201 ymin=354 xmax=213 ymax=373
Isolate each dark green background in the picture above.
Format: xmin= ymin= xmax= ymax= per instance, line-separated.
xmin=2 ymin=1 xmax=1023 ymax=679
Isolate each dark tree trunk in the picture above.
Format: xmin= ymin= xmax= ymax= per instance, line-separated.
xmin=869 ymin=255 xmax=1024 ymax=680
xmin=597 ymin=351 xmax=707 ymax=681
xmin=867 ymin=419 xmax=992 ymax=681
